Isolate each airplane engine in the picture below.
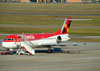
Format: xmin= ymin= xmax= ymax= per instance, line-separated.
xmin=56 ymin=34 xmax=70 ymax=43
xmin=57 ymin=36 xmax=62 ymax=43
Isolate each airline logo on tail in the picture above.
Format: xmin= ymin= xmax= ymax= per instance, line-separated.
xmin=61 ymin=17 xmax=71 ymax=34
xmin=61 ymin=17 xmax=71 ymax=33
xmin=56 ymin=17 xmax=72 ymax=34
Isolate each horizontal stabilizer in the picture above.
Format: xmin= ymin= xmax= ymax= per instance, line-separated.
xmin=56 ymin=18 xmax=92 ymax=21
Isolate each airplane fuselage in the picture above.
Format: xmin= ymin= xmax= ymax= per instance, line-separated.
xmin=2 ymin=33 xmax=70 ymax=49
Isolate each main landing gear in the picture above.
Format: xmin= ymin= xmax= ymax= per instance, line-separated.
xmin=48 ymin=47 xmax=53 ymax=53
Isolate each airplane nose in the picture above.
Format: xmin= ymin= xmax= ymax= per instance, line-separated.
xmin=2 ymin=42 xmax=7 ymax=48
xmin=2 ymin=42 xmax=17 ymax=49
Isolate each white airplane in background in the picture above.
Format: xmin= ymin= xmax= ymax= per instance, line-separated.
xmin=1 ymin=17 xmax=91 ymax=55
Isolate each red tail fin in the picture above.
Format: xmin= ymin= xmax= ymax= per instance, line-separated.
xmin=55 ymin=17 xmax=72 ymax=34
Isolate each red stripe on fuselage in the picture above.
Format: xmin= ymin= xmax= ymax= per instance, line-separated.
xmin=3 ymin=33 xmax=67 ymax=42
xmin=22 ymin=33 xmax=57 ymax=40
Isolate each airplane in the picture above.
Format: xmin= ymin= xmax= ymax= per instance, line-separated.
xmin=1 ymin=17 xmax=91 ymax=55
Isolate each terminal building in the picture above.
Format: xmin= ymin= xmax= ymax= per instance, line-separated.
xmin=27 ymin=0 xmax=100 ymax=3
xmin=0 ymin=0 xmax=100 ymax=3
xmin=21 ymin=0 xmax=100 ymax=3
xmin=21 ymin=0 xmax=66 ymax=3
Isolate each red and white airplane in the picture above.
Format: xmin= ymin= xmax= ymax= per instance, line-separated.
xmin=2 ymin=17 xmax=72 ymax=55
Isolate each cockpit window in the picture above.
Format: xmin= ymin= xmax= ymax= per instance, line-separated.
xmin=4 ymin=38 xmax=15 ymax=41
xmin=12 ymin=39 xmax=15 ymax=41
xmin=8 ymin=39 xmax=12 ymax=40
xmin=4 ymin=38 xmax=7 ymax=40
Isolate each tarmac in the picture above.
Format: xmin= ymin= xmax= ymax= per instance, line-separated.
xmin=0 ymin=13 xmax=100 ymax=16
xmin=0 ymin=24 xmax=100 ymax=29
xmin=0 ymin=41 xmax=100 ymax=71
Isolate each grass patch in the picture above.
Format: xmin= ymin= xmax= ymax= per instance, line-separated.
xmin=0 ymin=15 xmax=62 ymax=25
xmin=71 ymin=16 xmax=100 ymax=26
xmin=0 ymin=15 xmax=100 ymax=36
xmin=0 ymin=3 xmax=100 ymax=15
xmin=69 ymin=28 xmax=100 ymax=36
xmin=0 ymin=25 xmax=100 ymax=36
xmin=0 ymin=15 xmax=100 ymax=26
xmin=69 ymin=38 xmax=100 ymax=42
xmin=0 ymin=26 xmax=59 ymax=34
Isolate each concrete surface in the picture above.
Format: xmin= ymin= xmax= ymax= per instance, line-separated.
xmin=0 ymin=13 xmax=100 ymax=16
xmin=0 ymin=24 xmax=100 ymax=29
xmin=0 ymin=42 xmax=100 ymax=71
